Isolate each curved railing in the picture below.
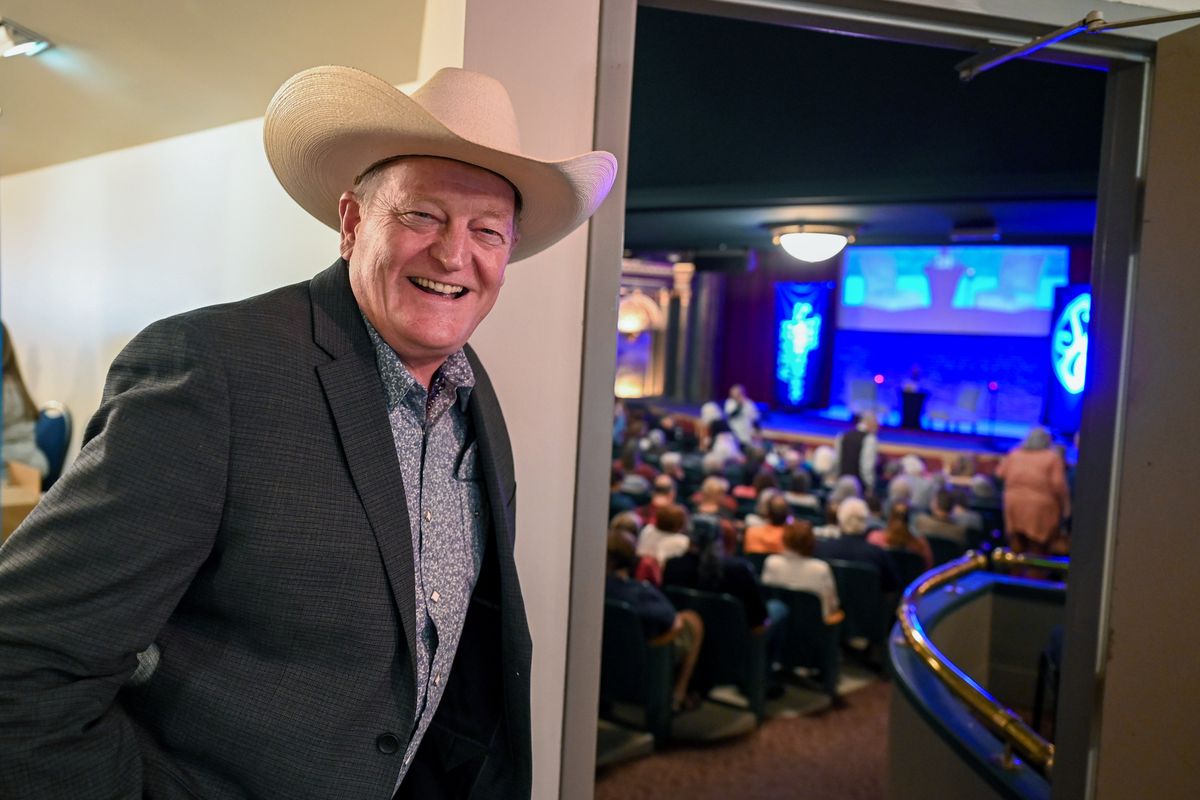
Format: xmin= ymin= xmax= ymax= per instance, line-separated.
xmin=895 ymin=548 xmax=1068 ymax=777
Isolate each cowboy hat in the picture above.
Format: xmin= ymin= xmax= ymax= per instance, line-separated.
xmin=263 ymin=65 xmax=617 ymax=262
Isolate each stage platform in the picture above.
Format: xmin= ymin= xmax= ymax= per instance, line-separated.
xmin=641 ymin=402 xmax=1032 ymax=474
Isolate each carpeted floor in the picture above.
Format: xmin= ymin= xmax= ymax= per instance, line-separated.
xmin=595 ymin=680 xmax=891 ymax=800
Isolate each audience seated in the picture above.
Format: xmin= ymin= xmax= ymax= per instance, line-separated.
xmin=814 ymin=497 xmax=899 ymax=592
xmin=782 ymin=466 xmax=821 ymax=510
xmin=610 ymin=512 xmax=662 ymax=585
xmin=609 ymin=466 xmax=639 ymax=521
xmin=896 ymin=454 xmax=936 ymax=510
xmin=692 ymin=476 xmax=738 ymax=553
xmin=744 ymin=494 xmax=791 ymax=554
xmin=606 ymin=529 xmax=705 ymax=711
xmin=744 ymin=486 xmax=783 ymax=528
xmin=762 ymin=521 xmax=842 ymax=623
xmin=639 ymin=473 xmax=678 ymax=526
xmin=637 ymin=503 xmax=691 ymax=568
xmin=663 ymin=518 xmax=778 ymax=632
xmin=912 ymin=489 xmax=969 ymax=547
xmin=867 ymin=503 xmax=933 ymax=570
xmin=809 ymin=444 xmax=837 ymax=489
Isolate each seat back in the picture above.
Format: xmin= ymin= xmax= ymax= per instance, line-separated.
xmin=826 ymin=559 xmax=885 ymax=645
xmin=885 ymin=548 xmax=929 ymax=591
xmin=600 ymin=600 xmax=674 ymax=738
xmin=927 ymin=535 xmax=965 ymax=566
xmin=743 ymin=552 xmax=769 ymax=576
xmin=34 ymin=401 xmax=72 ymax=490
xmin=764 ymin=586 xmax=841 ymax=699
xmin=664 ymin=586 xmax=767 ymax=718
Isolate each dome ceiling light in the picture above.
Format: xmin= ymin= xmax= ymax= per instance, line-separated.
xmin=771 ymin=224 xmax=857 ymax=263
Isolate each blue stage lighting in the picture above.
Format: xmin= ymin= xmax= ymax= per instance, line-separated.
xmin=1052 ymin=292 xmax=1090 ymax=395
xmin=777 ymin=300 xmax=823 ymax=404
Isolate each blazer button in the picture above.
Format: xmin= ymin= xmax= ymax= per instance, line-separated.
xmin=376 ymin=733 xmax=401 ymax=754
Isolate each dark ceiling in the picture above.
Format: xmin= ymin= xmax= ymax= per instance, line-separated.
xmin=624 ymin=7 xmax=1109 ymax=255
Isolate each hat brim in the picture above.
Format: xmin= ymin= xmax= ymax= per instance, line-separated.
xmin=264 ymin=66 xmax=617 ymax=262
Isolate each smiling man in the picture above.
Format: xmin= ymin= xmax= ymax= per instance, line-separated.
xmin=0 ymin=66 xmax=615 ymax=799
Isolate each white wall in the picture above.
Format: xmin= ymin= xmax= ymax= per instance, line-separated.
xmin=1 ymin=119 xmax=333 ymax=455
xmin=461 ymin=1 xmax=605 ymax=797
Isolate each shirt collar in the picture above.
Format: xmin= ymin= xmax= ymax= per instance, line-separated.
xmin=360 ymin=314 xmax=474 ymax=414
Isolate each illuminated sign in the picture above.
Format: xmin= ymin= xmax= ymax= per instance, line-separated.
xmin=777 ymin=301 xmax=823 ymax=404
xmin=1052 ymin=292 xmax=1090 ymax=395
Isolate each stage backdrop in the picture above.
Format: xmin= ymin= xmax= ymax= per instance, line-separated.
xmin=832 ymin=244 xmax=1070 ymax=427
xmin=774 ymin=281 xmax=834 ymax=409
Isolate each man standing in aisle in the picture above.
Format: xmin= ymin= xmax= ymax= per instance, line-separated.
xmin=0 ymin=66 xmax=615 ymax=799
xmin=836 ymin=411 xmax=880 ymax=497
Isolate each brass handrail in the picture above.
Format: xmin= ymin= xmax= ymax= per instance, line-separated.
xmin=990 ymin=548 xmax=1070 ymax=575
xmin=896 ymin=549 xmax=1065 ymax=777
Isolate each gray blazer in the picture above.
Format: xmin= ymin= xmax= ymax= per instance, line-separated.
xmin=0 ymin=261 xmax=533 ymax=799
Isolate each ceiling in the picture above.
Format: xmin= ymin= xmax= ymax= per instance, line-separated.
xmin=624 ymin=6 xmax=1121 ymax=255
xmin=0 ymin=0 xmax=426 ymax=176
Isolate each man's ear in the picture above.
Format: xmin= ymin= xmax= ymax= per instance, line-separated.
xmin=338 ymin=191 xmax=362 ymax=260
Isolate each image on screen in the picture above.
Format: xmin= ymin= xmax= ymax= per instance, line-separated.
xmin=839 ymin=245 xmax=1070 ymax=336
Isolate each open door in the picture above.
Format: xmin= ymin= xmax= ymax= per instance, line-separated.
xmin=1056 ymin=20 xmax=1200 ymax=800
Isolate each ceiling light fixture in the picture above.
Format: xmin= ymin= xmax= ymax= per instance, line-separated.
xmin=0 ymin=18 xmax=53 ymax=58
xmin=771 ymin=224 xmax=857 ymax=263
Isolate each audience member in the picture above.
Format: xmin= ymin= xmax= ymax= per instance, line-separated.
xmin=814 ymin=497 xmax=899 ymax=592
xmin=809 ymin=444 xmax=838 ymax=488
xmin=835 ymin=411 xmax=879 ymax=495
xmin=744 ymin=487 xmax=783 ymax=528
xmin=693 ymin=476 xmax=738 ymax=553
xmin=610 ymin=512 xmax=662 ymax=585
xmin=868 ymin=503 xmax=933 ymax=570
xmin=912 ymin=489 xmax=969 ymax=547
xmin=744 ymin=494 xmax=791 ymax=554
xmin=762 ymin=521 xmax=842 ymax=623
xmin=827 ymin=475 xmax=863 ymax=515
xmin=897 ymin=454 xmax=936 ymax=510
xmin=781 ymin=463 xmax=821 ymax=509
xmin=606 ymin=529 xmax=704 ymax=711
xmin=636 ymin=503 xmax=691 ymax=567
xmin=663 ymin=518 xmax=787 ymax=663
xmin=2 ymin=322 xmax=49 ymax=484
xmin=996 ymin=427 xmax=1070 ymax=555
xmin=609 ymin=466 xmax=638 ymax=521
xmin=639 ymin=473 xmax=678 ymax=526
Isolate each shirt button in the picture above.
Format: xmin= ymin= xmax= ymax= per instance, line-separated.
xmin=376 ymin=733 xmax=400 ymax=754
xmin=431 ymin=590 xmax=441 ymax=603
xmin=424 ymin=510 xmax=432 ymax=522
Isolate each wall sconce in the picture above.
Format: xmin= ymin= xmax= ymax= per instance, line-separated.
xmin=616 ymin=290 xmax=666 ymax=337
xmin=0 ymin=18 xmax=53 ymax=58
xmin=771 ymin=224 xmax=856 ymax=263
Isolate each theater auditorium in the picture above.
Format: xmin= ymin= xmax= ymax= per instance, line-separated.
xmin=2 ymin=2 xmax=1198 ymax=799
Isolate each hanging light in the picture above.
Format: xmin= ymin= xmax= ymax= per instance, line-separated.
xmin=771 ymin=224 xmax=856 ymax=263
xmin=0 ymin=18 xmax=53 ymax=58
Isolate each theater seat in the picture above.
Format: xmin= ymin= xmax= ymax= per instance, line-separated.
xmin=826 ymin=559 xmax=886 ymax=649
xmin=927 ymin=535 xmax=966 ymax=567
xmin=600 ymin=600 xmax=675 ymax=740
xmin=664 ymin=587 xmax=768 ymax=720
xmin=764 ymin=586 xmax=841 ymax=701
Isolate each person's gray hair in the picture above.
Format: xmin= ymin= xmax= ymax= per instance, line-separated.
xmin=701 ymin=451 xmax=726 ymax=475
xmin=660 ymin=451 xmax=682 ymax=471
xmin=837 ymin=497 xmax=870 ymax=534
xmin=901 ymin=454 xmax=925 ymax=476
xmin=1023 ymin=427 xmax=1052 ymax=450
xmin=829 ymin=475 xmax=862 ymax=507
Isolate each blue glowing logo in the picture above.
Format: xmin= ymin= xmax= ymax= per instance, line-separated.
xmin=1053 ymin=293 xmax=1090 ymax=395
xmin=777 ymin=301 xmax=822 ymax=404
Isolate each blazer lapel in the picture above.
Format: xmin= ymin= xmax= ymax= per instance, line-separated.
xmin=310 ymin=261 xmax=418 ymax=685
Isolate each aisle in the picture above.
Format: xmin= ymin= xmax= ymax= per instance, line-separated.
xmin=595 ymin=681 xmax=891 ymax=800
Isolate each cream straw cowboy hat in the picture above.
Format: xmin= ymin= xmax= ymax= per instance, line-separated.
xmin=264 ymin=65 xmax=618 ymax=262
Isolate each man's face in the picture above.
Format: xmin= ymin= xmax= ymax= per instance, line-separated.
xmin=339 ymin=157 xmax=518 ymax=377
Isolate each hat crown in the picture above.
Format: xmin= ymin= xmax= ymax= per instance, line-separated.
xmin=412 ymin=67 xmax=522 ymax=153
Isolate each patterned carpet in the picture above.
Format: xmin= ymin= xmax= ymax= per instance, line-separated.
xmin=595 ymin=678 xmax=891 ymax=800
